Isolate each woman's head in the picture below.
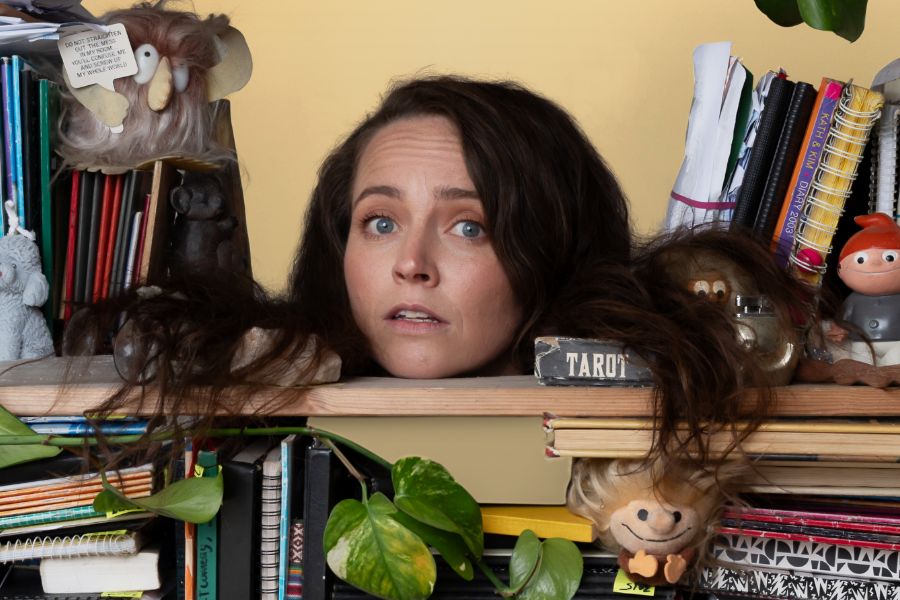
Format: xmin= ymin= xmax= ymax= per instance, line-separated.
xmin=292 ymin=76 xmax=632 ymax=377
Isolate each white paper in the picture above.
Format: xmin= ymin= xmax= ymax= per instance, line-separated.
xmin=57 ymin=22 xmax=137 ymax=91
xmin=665 ymin=41 xmax=733 ymax=231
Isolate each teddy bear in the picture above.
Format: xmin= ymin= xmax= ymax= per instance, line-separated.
xmin=0 ymin=232 xmax=54 ymax=361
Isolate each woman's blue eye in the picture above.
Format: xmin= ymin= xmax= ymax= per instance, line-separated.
xmin=453 ymin=220 xmax=484 ymax=239
xmin=366 ymin=216 xmax=395 ymax=235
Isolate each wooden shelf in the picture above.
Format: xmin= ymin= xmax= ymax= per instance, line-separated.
xmin=1 ymin=356 xmax=899 ymax=417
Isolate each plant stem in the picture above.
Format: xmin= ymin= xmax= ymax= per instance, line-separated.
xmin=0 ymin=426 xmax=393 ymax=471
xmin=476 ymin=559 xmax=511 ymax=596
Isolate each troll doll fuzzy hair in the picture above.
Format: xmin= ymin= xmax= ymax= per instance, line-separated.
xmin=566 ymin=458 xmax=743 ymax=554
xmin=58 ymin=3 xmax=236 ymax=170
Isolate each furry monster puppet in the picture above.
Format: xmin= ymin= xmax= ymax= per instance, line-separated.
xmin=567 ymin=458 xmax=736 ymax=586
xmin=59 ymin=3 xmax=252 ymax=171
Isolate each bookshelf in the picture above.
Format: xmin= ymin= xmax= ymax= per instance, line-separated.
xmin=2 ymin=355 xmax=899 ymax=417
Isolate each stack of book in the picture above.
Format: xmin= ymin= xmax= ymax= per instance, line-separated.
xmin=0 ymin=450 xmax=163 ymax=597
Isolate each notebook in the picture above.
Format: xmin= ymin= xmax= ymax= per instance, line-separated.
xmin=789 ymin=83 xmax=884 ymax=285
xmin=40 ymin=545 xmax=160 ymax=594
xmin=0 ymin=528 xmax=147 ymax=562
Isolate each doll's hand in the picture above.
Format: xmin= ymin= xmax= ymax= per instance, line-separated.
xmin=628 ymin=549 xmax=659 ymax=578
xmin=824 ymin=321 xmax=848 ymax=344
xmin=663 ymin=553 xmax=687 ymax=583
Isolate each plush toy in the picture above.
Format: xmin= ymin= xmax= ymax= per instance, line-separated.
xmin=567 ymin=458 xmax=738 ymax=586
xmin=826 ymin=213 xmax=900 ymax=367
xmin=0 ymin=202 xmax=54 ymax=361
xmin=59 ymin=4 xmax=252 ymax=171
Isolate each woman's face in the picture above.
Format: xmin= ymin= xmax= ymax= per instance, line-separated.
xmin=344 ymin=115 xmax=523 ymax=378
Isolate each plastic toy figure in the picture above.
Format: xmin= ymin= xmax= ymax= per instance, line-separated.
xmin=827 ymin=213 xmax=900 ymax=366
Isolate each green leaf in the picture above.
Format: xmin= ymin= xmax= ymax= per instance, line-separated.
xmin=392 ymin=457 xmax=484 ymax=558
xmin=798 ymin=0 xmax=867 ymax=42
xmin=94 ymin=469 xmax=223 ymax=523
xmin=0 ymin=405 xmax=60 ymax=469
xmin=754 ymin=0 xmax=803 ymax=26
xmin=324 ymin=493 xmax=436 ymax=600
xmin=508 ymin=530 xmax=542 ymax=592
xmin=390 ymin=509 xmax=474 ymax=581
xmin=516 ymin=538 xmax=583 ymax=600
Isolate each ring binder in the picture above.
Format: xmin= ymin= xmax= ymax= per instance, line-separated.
xmin=789 ymin=84 xmax=884 ymax=284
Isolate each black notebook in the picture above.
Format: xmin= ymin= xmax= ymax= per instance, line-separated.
xmin=217 ymin=439 xmax=273 ymax=600
xmin=730 ymin=76 xmax=795 ymax=230
xmin=753 ymin=81 xmax=817 ymax=240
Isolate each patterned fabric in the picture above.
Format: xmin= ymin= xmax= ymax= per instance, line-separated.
xmin=699 ymin=565 xmax=900 ymax=600
xmin=286 ymin=520 xmax=303 ymax=600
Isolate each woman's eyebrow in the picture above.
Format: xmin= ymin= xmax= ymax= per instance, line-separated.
xmin=435 ymin=186 xmax=479 ymax=201
xmin=354 ymin=185 xmax=401 ymax=206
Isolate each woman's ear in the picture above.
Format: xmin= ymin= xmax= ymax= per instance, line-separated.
xmin=23 ymin=271 xmax=49 ymax=307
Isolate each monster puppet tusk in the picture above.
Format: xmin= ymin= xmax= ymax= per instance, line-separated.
xmin=147 ymin=56 xmax=173 ymax=111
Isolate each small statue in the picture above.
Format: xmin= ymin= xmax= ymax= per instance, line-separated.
xmin=0 ymin=201 xmax=54 ymax=361
xmin=827 ymin=213 xmax=900 ymax=366
xmin=168 ymin=172 xmax=244 ymax=277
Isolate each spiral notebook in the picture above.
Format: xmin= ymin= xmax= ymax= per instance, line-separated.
xmin=0 ymin=528 xmax=146 ymax=563
xmin=789 ymin=83 xmax=884 ymax=286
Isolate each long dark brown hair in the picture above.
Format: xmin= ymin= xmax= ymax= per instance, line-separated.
xmin=65 ymin=75 xmax=814 ymax=466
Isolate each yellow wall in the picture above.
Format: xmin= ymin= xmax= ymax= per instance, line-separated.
xmin=84 ymin=0 xmax=900 ymax=292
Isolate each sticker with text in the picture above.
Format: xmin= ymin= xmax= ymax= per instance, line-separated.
xmin=57 ymin=23 xmax=138 ymax=90
xmin=613 ymin=569 xmax=655 ymax=596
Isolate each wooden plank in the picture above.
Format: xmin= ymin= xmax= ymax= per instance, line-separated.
xmin=1 ymin=357 xmax=899 ymax=417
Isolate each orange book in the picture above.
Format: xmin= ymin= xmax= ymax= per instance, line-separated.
xmin=91 ymin=174 xmax=114 ymax=302
xmin=0 ymin=482 xmax=152 ymax=517
xmin=770 ymin=78 xmax=844 ymax=266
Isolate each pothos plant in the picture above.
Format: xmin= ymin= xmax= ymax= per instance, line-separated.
xmin=754 ymin=0 xmax=869 ymax=42
xmin=0 ymin=407 xmax=583 ymax=600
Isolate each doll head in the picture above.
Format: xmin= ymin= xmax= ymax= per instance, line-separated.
xmin=293 ymin=76 xmax=632 ymax=376
xmin=838 ymin=213 xmax=900 ymax=296
xmin=567 ymin=458 xmax=731 ymax=556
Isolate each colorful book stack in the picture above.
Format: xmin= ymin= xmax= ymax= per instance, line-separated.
xmin=666 ymin=45 xmax=886 ymax=290
xmin=0 ymin=447 xmax=162 ymax=597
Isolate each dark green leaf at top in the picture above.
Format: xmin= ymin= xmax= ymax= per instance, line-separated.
xmin=798 ymin=0 xmax=867 ymax=42
xmin=94 ymin=469 xmax=223 ymax=524
xmin=754 ymin=0 xmax=803 ymax=26
xmin=392 ymin=457 xmax=484 ymax=558
xmin=516 ymin=538 xmax=583 ymax=600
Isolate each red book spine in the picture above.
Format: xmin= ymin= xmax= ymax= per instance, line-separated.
xmin=100 ymin=174 xmax=124 ymax=300
xmin=62 ymin=170 xmax=80 ymax=322
xmin=91 ymin=175 xmax=113 ymax=302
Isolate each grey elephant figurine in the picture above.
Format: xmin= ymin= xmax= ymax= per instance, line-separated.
xmin=0 ymin=234 xmax=54 ymax=360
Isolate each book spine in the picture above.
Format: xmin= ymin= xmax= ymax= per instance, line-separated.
xmin=10 ymin=55 xmax=23 ymax=227
xmin=62 ymin=170 xmax=80 ymax=321
xmin=286 ymin=521 xmax=303 ymax=600
xmin=699 ymin=564 xmax=900 ymax=600
xmin=533 ymin=337 xmax=654 ymax=385
xmin=713 ymin=532 xmax=900 ymax=583
xmin=261 ymin=447 xmax=282 ymax=600
xmin=27 ymin=422 xmax=149 ymax=435
xmin=0 ymin=503 xmax=104 ymax=529
xmin=771 ymin=79 xmax=843 ymax=265
xmin=2 ymin=58 xmax=14 ymax=224
xmin=753 ymin=81 xmax=817 ymax=240
xmin=278 ymin=435 xmax=296 ymax=600
xmin=195 ymin=450 xmax=218 ymax=600
xmin=730 ymin=76 xmax=795 ymax=229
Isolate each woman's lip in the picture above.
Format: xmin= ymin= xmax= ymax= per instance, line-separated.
xmin=385 ymin=318 xmax=449 ymax=334
xmin=384 ymin=304 xmax=446 ymax=322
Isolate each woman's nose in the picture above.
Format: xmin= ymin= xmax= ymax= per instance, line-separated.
xmin=393 ymin=232 xmax=439 ymax=286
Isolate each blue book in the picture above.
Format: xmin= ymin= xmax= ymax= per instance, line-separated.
xmin=1 ymin=57 xmax=14 ymax=234
xmin=27 ymin=422 xmax=149 ymax=435
xmin=10 ymin=55 xmax=24 ymax=229
xmin=277 ymin=435 xmax=296 ymax=600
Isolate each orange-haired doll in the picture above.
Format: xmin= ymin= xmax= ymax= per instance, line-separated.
xmin=827 ymin=213 xmax=900 ymax=365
